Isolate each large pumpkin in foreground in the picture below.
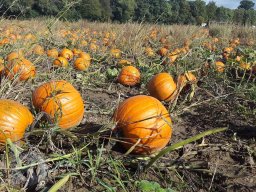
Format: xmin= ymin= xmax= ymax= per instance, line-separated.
xmin=147 ymin=73 xmax=177 ymax=102
xmin=32 ymin=80 xmax=84 ymax=129
xmin=113 ymin=95 xmax=172 ymax=154
xmin=0 ymin=99 xmax=33 ymax=143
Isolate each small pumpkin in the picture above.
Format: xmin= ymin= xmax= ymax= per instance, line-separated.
xmin=78 ymin=52 xmax=91 ymax=61
xmin=72 ymin=48 xmax=82 ymax=56
xmin=53 ymin=57 xmax=69 ymax=67
xmin=6 ymin=50 xmax=23 ymax=61
xmin=4 ymin=58 xmax=36 ymax=81
xmin=47 ymin=48 xmax=59 ymax=58
xmin=147 ymin=73 xmax=177 ymax=102
xmin=177 ymin=72 xmax=197 ymax=88
xmin=0 ymin=99 xmax=33 ymax=143
xmin=59 ymin=48 xmax=73 ymax=60
xmin=33 ymin=45 xmax=45 ymax=55
xmin=32 ymin=80 xmax=84 ymax=129
xmin=215 ymin=61 xmax=225 ymax=73
xmin=239 ymin=62 xmax=251 ymax=70
xmin=110 ymin=48 xmax=122 ymax=59
xmin=158 ymin=47 xmax=168 ymax=57
xmin=118 ymin=66 xmax=140 ymax=86
xmin=118 ymin=59 xmax=132 ymax=66
xmin=113 ymin=95 xmax=172 ymax=154
xmin=74 ymin=58 xmax=90 ymax=71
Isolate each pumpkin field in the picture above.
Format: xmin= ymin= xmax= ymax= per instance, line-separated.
xmin=0 ymin=19 xmax=255 ymax=191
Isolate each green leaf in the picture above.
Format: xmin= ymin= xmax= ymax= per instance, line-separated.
xmin=48 ymin=174 xmax=70 ymax=192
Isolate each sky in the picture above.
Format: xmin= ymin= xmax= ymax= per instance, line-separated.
xmin=204 ymin=0 xmax=256 ymax=9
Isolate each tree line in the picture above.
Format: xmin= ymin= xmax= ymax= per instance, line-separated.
xmin=0 ymin=0 xmax=255 ymax=25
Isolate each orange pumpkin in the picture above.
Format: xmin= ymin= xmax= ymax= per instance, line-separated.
xmin=59 ymin=48 xmax=73 ymax=60
xmin=177 ymin=72 xmax=197 ymax=88
xmin=47 ymin=48 xmax=59 ymax=58
xmin=118 ymin=59 xmax=132 ymax=66
xmin=4 ymin=58 xmax=36 ymax=81
xmin=6 ymin=50 xmax=23 ymax=61
xmin=33 ymin=45 xmax=45 ymax=55
xmin=145 ymin=47 xmax=155 ymax=57
xmin=113 ymin=95 xmax=172 ymax=154
xmin=53 ymin=57 xmax=69 ymax=67
xmin=78 ymin=52 xmax=91 ymax=61
xmin=32 ymin=80 xmax=84 ymax=129
xmin=74 ymin=58 xmax=90 ymax=71
xmin=0 ymin=99 xmax=33 ymax=143
xmin=158 ymin=47 xmax=168 ymax=57
xmin=0 ymin=58 xmax=4 ymax=73
xmin=239 ymin=62 xmax=251 ymax=70
xmin=118 ymin=66 xmax=140 ymax=86
xmin=72 ymin=48 xmax=82 ymax=56
xmin=110 ymin=48 xmax=122 ymax=59
xmin=215 ymin=61 xmax=225 ymax=73
xmin=147 ymin=73 xmax=177 ymax=102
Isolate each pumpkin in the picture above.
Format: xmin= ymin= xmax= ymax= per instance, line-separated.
xmin=32 ymin=80 xmax=84 ymax=129
xmin=110 ymin=48 xmax=122 ymax=59
xmin=177 ymin=72 xmax=197 ymax=88
xmin=215 ymin=61 xmax=225 ymax=73
xmin=239 ymin=62 xmax=251 ymax=70
xmin=4 ymin=58 xmax=36 ymax=81
xmin=147 ymin=73 xmax=177 ymax=102
xmin=33 ymin=45 xmax=45 ymax=55
xmin=145 ymin=47 xmax=155 ymax=57
xmin=0 ymin=58 xmax=4 ymax=73
xmin=158 ymin=47 xmax=168 ymax=57
xmin=59 ymin=48 xmax=73 ymax=60
xmin=47 ymin=48 xmax=59 ymax=58
xmin=6 ymin=50 xmax=23 ymax=61
xmin=72 ymin=48 xmax=82 ymax=56
xmin=118 ymin=59 xmax=132 ymax=66
xmin=118 ymin=66 xmax=140 ymax=86
xmin=0 ymin=99 xmax=33 ymax=143
xmin=53 ymin=57 xmax=69 ymax=67
xmin=78 ymin=52 xmax=91 ymax=61
xmin=74 ymin=58 xmax=90 ymax=71
xmin=113 ymin=95 xmax=172 ymax=154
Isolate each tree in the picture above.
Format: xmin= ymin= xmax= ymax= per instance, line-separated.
xmin=111 ymin=0 xmax=137 ymax=22
xmin=189 ymin=0 xmax=207 ymax=24
xmin=238 ymin=0 xmax=255 ymax=10
xmin=79 ymin=0 xmax=102 ymax=20
xmin=206 ymin=1 xmax=217 ymax=21
xmin=100 ymin=0 xmax=112 ymax=21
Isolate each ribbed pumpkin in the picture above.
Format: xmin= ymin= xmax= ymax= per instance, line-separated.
xmin=4 ymin=58 xmax=36 ymax=81
xmin=74 ymin=58 xmax=90 ymax=71
xmin=118 ymin=66 xmax=140 ymax=86
xmin=53 ymin=57 xmax=69 ymax=67
xmin=32 ymin=80 xmax=84 ymax=129
xmin=113 ymin=95 xmax=172 ymax=154
xmin=0 ymin=99 xmax=33 ymax=143
xmin=147 ymin=73 xmax=177 ymax=102
xmin=59 ymin=48 xmax=73 ymax=60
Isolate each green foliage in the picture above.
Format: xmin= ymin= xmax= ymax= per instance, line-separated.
xmin=136 ymin=180 xmax=176 ymax=192
xmin=0 ymin=0 xmax=255 ymax=25
xmin=238 ymin=0 xmax=255 ymax=10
